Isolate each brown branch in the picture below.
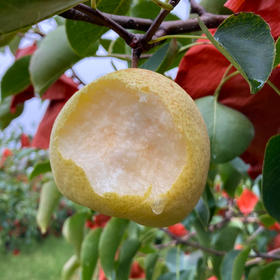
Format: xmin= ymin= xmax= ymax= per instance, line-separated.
xmin=74 ymin=4 xmax=134 ymax=46
xmin=190 ymin=0 xmax=206 ymax=16
xmin=60 ymin=7 xmax=228 ymax=40
xmin=143 ymin=0 xmax=181 ymax=43
xmin=161 ymin=228 xmax=226 ymax=256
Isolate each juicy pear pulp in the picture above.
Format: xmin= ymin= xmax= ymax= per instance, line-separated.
xmin=57 ymin=86 xmax=187 ymax=215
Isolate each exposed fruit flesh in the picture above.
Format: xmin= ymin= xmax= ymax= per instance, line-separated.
xmin=58 ymin=86 xmax=187 ymax=214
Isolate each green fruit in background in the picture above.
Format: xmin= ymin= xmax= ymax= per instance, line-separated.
xmin=200 ymin=0 xmax=232 ymax=15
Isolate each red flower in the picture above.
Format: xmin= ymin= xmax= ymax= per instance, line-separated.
xmin=269 ymin=222 xmax=280 ymax=231
xmin=225 ymin=0 xmax=280 ymax=39
xmin=0 ymin=148 xmax=13 ymax=167
xmin=175 ymin=33 xmax=280 ymax=178
xmin=235 ymin=244 xmax=243 ymax=250
xmin=20 ymin=133 xmax=31 ymax=148
xmin=86 ymin=214 xmax=111 ymax=230
xmin=13 ymin=249 xmax=20 ymax=256
xmin=98 ymin=268 xmax=107 ymax=280
xmin=85 ymin=220 xmax=96 ymax=229
xmin=10 ymin=44 xmax=79 ymax=149
xmin=95 ymin=214 xmax=111 ymax=228
xmin=130 ymin=262 xmax=145 ymax=279
xmin=268 ymin=233 xmax=280 ymax=251
xmin=236 ymin=189 xmax=258 ymax=215
xmin=168 ymin=223 xmax=188 ymax=237
xmin=98 ymin=262 xmax=144 ymax=280
xmin=208 ymin=277 xmax=218 ymax=280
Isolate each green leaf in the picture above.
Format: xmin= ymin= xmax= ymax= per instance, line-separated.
xmin=144 ymin=253 xmax=159 ymax=280
xmin=200 ymin=0 xmax=232 ymax=15
xmin=36 ymin=180 xmax=61 ymax=234
xmin=262 ymin=134 xmax=280 ymax=222
xmin=99 ymin=218 xmax=129 ymax=279
xmin=258 ymin=214 xmax=276 ymax=228
xmin=29 ymin=26 xmax=80 ymax=95
xmin=63 ymin=211 xmax=89 ymax=256
xmin=29 ymin=160 xmax=51 ymax=180
xmin=212 ymin=226 xmax=240 ymax=278
xmin=61 ymin=255 xmax=80 ymax=280
xmin=198 ymin=13 xmax=275 ymax=93
xmin=221 ymin=248 xmax=250 ymax=280
xmin=195 ymin=197 xmax=210 ymax=229
xmin=81 ymin=228 xmax=102 ymax=280
xmin=66 ymin=0 xmax=132 ymax=56
xmin=166 ymin=248 xmax=202 ymax=273
xmin=0 ymin=96 xmax=23 ymax=130
xmin=0 ymin=32 xmax=16 ymax=47
xmin=0 ymin=0 xmax=86 ymax=35
xmin=131 ymin=0 xmax=179 ymax=20
xmin=8 ymin=35 xmax=21 ymax=55
xmin=196 ymin=96 xmax=254 ymax=163
xmin=274 ymin=37 xmax=280 ymax=68
xmin=116 ymin=239 xmax=141 ymax=280
xmin=218 ymin=162 xmax=242 ymax=197
xmin=248 ymin=262 xmax=280 ymax=280
xmin=1 ymin=55 xmax=31 ymax=99
xmin=141 ymin=40 xmax=178 ymax=73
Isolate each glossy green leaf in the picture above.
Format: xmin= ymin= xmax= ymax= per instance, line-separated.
xmin=221 ymin=248 xmax=250 ymax=280
xmin=204 ymin=184 xmax=216 ymax=222
xmin=1 ymin=56 xmax=31 ymax=99
xmin=99 ymin=218 xmax=129 ymax=279
xmin=0 ymin=0 xmax=86 ymax=35
xmin=0 ymin=32 xmax=16 ymax=47
xmin=131 ymin=0 xmax=179 ymax=20
xmin=29 ymin=160 xmax=51 ymax=180
xmin=200 ymin=0 xmax=232 ymax=14
xmin=248 ymin=262 xmax=280 ymax=280
xmin=166 ymin=248 xmax=202 ymax=273
xmin=144 ymin=253 xmax=159 ymax=280
xmin=218 ymin=162 xmax=242 ymax=197
xmin=195 ymin=197 xmax=210 ymax=229
xmin=63 ymin=211 xmax=88 ymax=256
xmin=8 ymin=35 xmax=21 ymax=55
xmin=212 ymin=226 xmax=240 ymax=278
xmin=262 ymin=134 xmax=280 ymax=222
xmin=258 ymin=214 xmax=276 ymax=228
xmin=274 ymin=37 xmax=280 ymax=68
xmin=198 ymin=13 xmax=275 ymax=93
xmin=141 ymin=40 xmax=178 ymax=73
xmin=29 ymin=26 xmax=80 ymax=95
xmin=0 ymin=96 xmax=23 ymax=130
xmin=66 ymin=0 xmax=132 ymax=56
xmin=61 ymin=255 xmax=80 ymax=280
xmin=116 ymin=239 xmax=141 ymax=280
xmin=36 ymin=180 xmax=61 ymax=234
xmin=196 ymin=96 xmax=254 ymax=163
xmin=81 ymin=228 xmax=102 ymax=280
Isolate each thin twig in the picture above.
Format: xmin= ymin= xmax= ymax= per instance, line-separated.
xmin=142 ymin=0 xmax=181 ymax=44
xmin=74 ymin=4 xmax=134 ymax=46
xmin=161 ymin=228 xmax=226 ymax=256
xmin=246 ymin=248 xmax=280 ymax=266
xmin=190 ymin=0 xmax=206 ymax=16
xmin=71 ymin=67 xmax=86 ymax=86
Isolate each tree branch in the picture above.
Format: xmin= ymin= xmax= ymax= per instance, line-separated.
xmin=60 ymin=6 xmax=227 ymax=40
xmin=74 ymin=4 xmax=134 ymax=46
xmin=143 ymin=0 xmax=181 ymax=43
xmin=190 ymin=0 xmax=206 ymax=16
